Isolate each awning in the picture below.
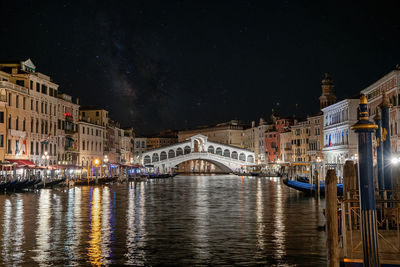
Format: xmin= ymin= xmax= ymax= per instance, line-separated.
xmin=6 ymin=159 xmax=36 ymax=168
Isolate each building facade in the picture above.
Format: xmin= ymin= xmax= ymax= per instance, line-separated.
xmin=179 ymin=120 xmax=247 ymax=148
xmin=361 ymin=68 xmax=400 ymax=153
xmin=321 ymin=99 xmax=359 ymax=164
xmin=78 ymin=120 xmax=105 ymax=167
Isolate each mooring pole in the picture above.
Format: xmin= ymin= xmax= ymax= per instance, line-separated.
xmin=351 ymin=95 xmax=379 ymax=267
xmin=326 ymin=169 xmax=339 ymax=267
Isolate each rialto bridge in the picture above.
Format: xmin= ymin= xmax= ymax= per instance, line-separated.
xmin=141 ymin=134 xmax=255 ymax=173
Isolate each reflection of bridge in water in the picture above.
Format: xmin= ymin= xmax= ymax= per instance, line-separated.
xmin=142 ymin=134 xmax=255 ymax=173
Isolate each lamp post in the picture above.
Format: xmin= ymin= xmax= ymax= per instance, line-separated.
xmin=104 ymin=155 xmax=109 ymax=177
xmin=41 ymin=151 xmax=50 ymax=187
xmin=94 ymin=158 xmax=100 ymax=184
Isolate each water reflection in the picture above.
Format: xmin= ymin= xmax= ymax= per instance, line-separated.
xmin=0 ymin=176 xmax=326 ymax=266
xmin=256 ymin=179 xmax=265 ymax=250
xmin=125 ymin=182 xmax=147 ymax=265
xmin=34 ymin=190 xmax=52 ymax=265
xmin=88 ymin=187 xmax=102 ymax=265
xmin=273 ymin=181 xmax=286 ymax=262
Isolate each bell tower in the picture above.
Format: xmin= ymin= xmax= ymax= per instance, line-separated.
xmin=319 ymin=73 xmax=337 ymax=109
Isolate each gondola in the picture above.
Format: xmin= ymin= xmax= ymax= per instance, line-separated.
xmin=283 ymin=178 xmax=343 ymax=196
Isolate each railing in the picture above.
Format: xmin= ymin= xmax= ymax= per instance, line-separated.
xmin=0 ymin=81 xmax=29 ymax=95
xmin=146 ymin=152 xmax=254 ymax=165
xmin=340 ymin=196 xmax=400 ymax=261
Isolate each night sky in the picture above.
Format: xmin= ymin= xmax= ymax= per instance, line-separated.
xmin=1 ymin=1 xmax=400 ymax=134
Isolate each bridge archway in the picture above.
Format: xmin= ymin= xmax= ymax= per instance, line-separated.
xmin=208 ymin=145 xmax=215 ymax=154
xmin=173 ymin=158 xmax=232 ymax=173
xmin=168 ymin=149 xmax=175 ymax=158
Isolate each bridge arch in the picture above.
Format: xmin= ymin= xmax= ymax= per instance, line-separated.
xmin=231 ymin=151 xmax=238 ymax=159
xmin=152 ymin=153 xmax=159 ymax=162
xmin=176 ymin=147 xmax=183 ymax=156
xmin=239 ymin=153 xmax=245 ymax=161
xmin=223 ymin=149 xmax=230 ymax=157
xmin=168 ymin=149 xmax=175 ymax=158
xmin=247 ymin=155 xmax=254 ymax=163
xmin=184 ymin=146 xmax=191 ymax=154
xmin=160 ymin=151 xmax=167 ymax=160
xmin=170 ymin=157 xmax=233 ymax=173
xmin=207 ymin=145 xmax=215 ymax=154
xmin=216 ymin=147 xmax=222 ymax=156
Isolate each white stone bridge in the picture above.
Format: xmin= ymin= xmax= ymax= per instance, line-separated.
xmin=141 ymin=134 xmax=255 ymax=173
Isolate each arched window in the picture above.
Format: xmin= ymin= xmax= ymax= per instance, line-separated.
xmin=231 ymin=151 xmax=238 ymax=159
xmin=152 ymin=153 xmax=159 ymax=162
xmin=160 ymin=151 xmax=167 ymax=160
xmin=223 ymin=149 xmax=230 ymax=157
xmin=239 ymin=153 xmax=245 ymax=161
xmin=247 ymin=155 xmax=254 ymax=163
xmin=184 ymin=146 xmax=191 ymax=154
xmin=144 ymin=155 xmax=151 ymax=164
xmin=216 ymin=147 xmax=222 ymax=155
xmin=168 ymin=150 xmax=175 ymax=158
xmin=208 ymin=145 xmax=215 ymax=154
xmin=176 ymin=147 xmax=183 ymax=156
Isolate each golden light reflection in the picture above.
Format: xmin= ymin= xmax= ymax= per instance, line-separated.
xmin=87 ymin=187 xmax=103 ymax=266
xmin=194 ymin=175 xmax=210 ymax=260
xmin=273 ymin=183 xmax=286 ymax=259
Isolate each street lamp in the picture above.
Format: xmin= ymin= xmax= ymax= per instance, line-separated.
xmin=94 ymin=158 xmax=100 ymax=183
xmin=41 ymin=151 xmax=50 ymax=186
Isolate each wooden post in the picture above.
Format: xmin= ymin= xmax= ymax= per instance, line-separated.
xmin=343 ymin=160 xmax=356 ymax=199
xmin=314 ymin=169 xmax=319 ymax=196
xmin=326 ymin=169 xmax=339 ymax=267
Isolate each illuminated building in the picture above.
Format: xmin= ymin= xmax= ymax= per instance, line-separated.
xmin=360 ymin=67 xmax=400 ymax=152
xmin=179 ymin=120 xmax=247 ymax=148
xmin=77 ymin=120 xmax=105 ymax=167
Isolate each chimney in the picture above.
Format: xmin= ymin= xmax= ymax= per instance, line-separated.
xmin=251 ymin=121 xmax=255 ymax=128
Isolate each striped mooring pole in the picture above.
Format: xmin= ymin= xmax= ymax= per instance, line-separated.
xmin=374 ymin=109 xmax=385 ymax=197
xmin=351 ymin=95 xmax=379 ymax=267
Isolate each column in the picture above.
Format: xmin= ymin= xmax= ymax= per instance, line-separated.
xmin=351 ymin=95 xmax=379 ymax=267
xmin=374 ymin=110 xmax=384 ymax=196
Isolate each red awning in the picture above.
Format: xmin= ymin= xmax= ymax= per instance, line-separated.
xmin=7 ymin=159 xmax=36 ymax=168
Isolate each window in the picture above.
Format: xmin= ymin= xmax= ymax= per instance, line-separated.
xmin=16 ymin=80 xmax=24 ymax=86
xmin=41 ymin=102 xmax=43 ymax=113
xmin=31 ymin=118 xmax=33 ymax=132
xmin=96 ymin=111 xmax=99 ymax=116
xmin=30 ymin=141 xmax=34 ymax=155
xmin=0 ymin=112 xmax=3 ymax=123
xmin=31 ymin=99 xmax=33 ymax=110
xmin=30 ymin=81 xmax=33 ymax=89
xmin=8 ymin=117 xmax=11 ymax=129
xmin=82 ymin=111 xmax=85 ymax=117
xmin=23 ymin=119 xmax=25 ymax=131
xmin=16 ymin=95 xmax=19 ymax=108
xmin=23 ymin=97 xmax=26 ymax=109
xmin=82 ymin=126 xmax=85 ymax=134
xmin=45 ymin=103 xmax=47 ymax=114
xmin=36 ymin=142 xmax=39 ymax=155
xmin=8 ymin=93 xmax=11 ymax=106
xmin=41 ymin=84 xmax=47 ymax=94
xmin=7 ymin=139 xmax=11 ymax=154
xmin=82 ymin=140 xmax=85 ymax=150
xmin=58 ymin=119 xmax=61 ymax=130
xmin=36 ymin=82 xmax=40 ymax=92
xmin=0 ymin=135 xmax=3 ymax=147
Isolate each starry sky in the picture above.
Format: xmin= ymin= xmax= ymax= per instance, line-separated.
xmin=1 ymin=1 xmax=400 ymax=134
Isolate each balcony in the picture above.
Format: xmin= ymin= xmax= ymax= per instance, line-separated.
xmin=8 ymin=129 xmax=26 ymax=138
xmin=0 ymin=81 xmax=29 ymax=95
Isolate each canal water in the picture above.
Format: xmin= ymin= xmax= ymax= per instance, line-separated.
xmin=0 ymin=175 xmax=327 ymax=266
